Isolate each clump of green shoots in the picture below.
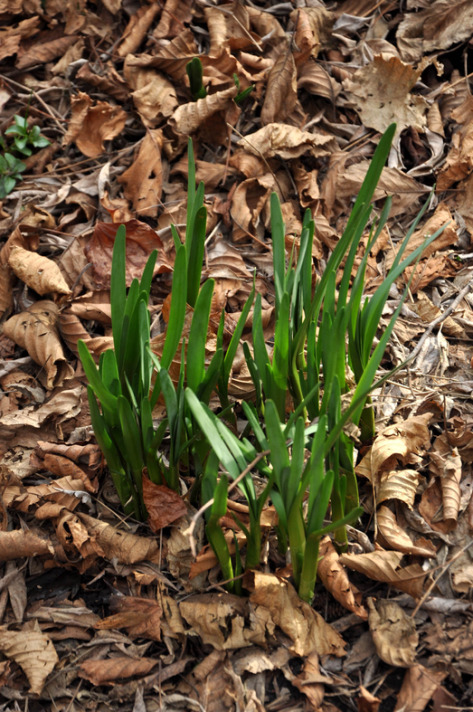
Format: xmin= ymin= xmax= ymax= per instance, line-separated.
xmin=0 ymin=113 xmax=50 ymax=198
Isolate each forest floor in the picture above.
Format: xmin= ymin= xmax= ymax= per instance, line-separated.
xmin=0 ymin=1 xmax=473 ymax=710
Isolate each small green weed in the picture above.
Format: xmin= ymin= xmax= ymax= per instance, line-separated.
xmin=0 ymin=113 xmax=50 ymax=198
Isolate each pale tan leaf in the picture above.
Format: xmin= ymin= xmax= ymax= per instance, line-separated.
xmin=340 ymin=550 xmax=425 ymax=597
xmin=8 ymin=246 xmax=71 ymax=296
xmin=3 ymin=301 xmax=74 ymax=390
xmin=16 ymin=34 xmax=78 ymax=69
xmin=370 ymin=413 xmax=432 ymax=478
xmin=318 ymin=537 xmax=368 ymax=619
xmin=78 ymin=513 xmax=161 ymax=565
xmin=0 ymin=530 xmax=55 ymax=560
xmin=261 ymin=45 xmax=297 ymax=125
xmin=126 ymin=66 xmax=178 ymax=127
xmin=377 ymin=505 xmax=436 ymax=557
xmin=368 ymin=598 xmax=418 ymax=667
xmin=378 ymin=469 xmax=421 ymax=509
xmin=0 ymin=621 xmax=58 ymax=694
xmin=394 ymin=665 xmax=447 ymax=712
xmin=344 ymin=54 xmax=428 ymax=136
xmin=297 ymin=61 xmax=340 ymax=101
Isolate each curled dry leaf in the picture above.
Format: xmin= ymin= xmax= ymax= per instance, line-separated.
xmin=317 ymin=537 xmax=368 ymax=619
xmin=340 ymin=550 xmax=425 ymax=598
xmin=8 ymin=245 xmax=71 ymax=296
xmin=117 ymin=2 xmax=160 ymax=57
xmin=0 ymin=621 xmax=58 ymax=695
xmin=393 ymin=664 xmax=447 ymax=712
xmin=239 ymin=123 xmax=336 ymax=160
xmin=377 ymin=469 xmax=421 ymax=509
xmin=367 ymin=598 xmax=418 ymax=668
xmin=0 ymin=529 xmax=55 ymax=561
xmin=430 ymin=433 xmax=462 ymax=525
xmin=170 ymin=84 xmax=238 ymax=136
xmin=2 ymin=300 xmax=74 ymax=390
xmin=377 ymin=505 xmax=436 ymax=557
xmin=370 ymin=413 xmax=432 ymax=479
xmin=78 ymin=512 xmax=161 ymax=565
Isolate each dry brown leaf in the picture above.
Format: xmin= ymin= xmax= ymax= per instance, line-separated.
xmin=78 ymin=513 xmax=161 ymax=565
xmin=344 ymin=54 xmax=429 ymax=136
xmin=2 ymin=301 xmax=74 ymax=389
xmin=437 ymin=115 xmax=473 ymax=191
xmin=64 ymin=91 xmax=127 ymax=158
xmin=377 ymin=505 xmax=436 ymax=557
xmin=394 ymin=664 xmax=447 ymax=712
xmin=118 ymin=129 xmax=164 ymax=217
xmin=95 ymin=596 xmax=162 ymax=641
xmin=297 ymin=61 xmax=340 ymax=102
xmin=8 ymin=246 xmax=71 ymax=296
xmin=84 ymin=219 xmax=173 ymax=289
xmin=317 ymin=537 xmax=368 ymax=619
xmin=0 ymin=621 xmax=58 ymax=694
xmin=124 ymin=63 xmax=178 ymax=127
xmin=117 ymin=2 xmax=160 ymax=57
xmin=142 ymin=476 xmax=187 ymax=532
xmin=370 ymin=413 xmax=432 ymax=479
xmin=239 ymin=123 xmax=336 ymax=160
xmin=245 ymin=570 xmax=346 ymax=657
xmin=340 ymin=550 xmax=425 ymax=597
xmin=152 ymin=0 xmax=192 ymax=40
xmin=261 ymin=44 xmax=297 ymax=125
xmin=16 ymin=34 xmax=78 ymax=69
xmin=0 ymin=529 xmax=55 ymax=560
xmin=76 ymin=62 xmax=129 ymax=102
xmin=204 ymin=2 xmax=256 ymax=54
xmin=170 ymin=84 xmax=238 ymax=136
xmin=367 ymin=598 xmax=418 ymax=667
xmin=79 ymin=656 xmax=158 ymax=686
xmin=377 ymin=469 xmax=421 ymax=509
xmin=430 ymin=433 xmax=462 ymax=525
xmin=396 ymin=0 xmax=473 ymax=62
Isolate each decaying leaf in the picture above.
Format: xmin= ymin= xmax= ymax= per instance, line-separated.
xmin=239 ymin=123 xmax=336 ymax=160
xmin=377 ymin=505 xmax=436 ymax=557
xmin=79 ymin=656 xmax=158 ymax=686
xmin=118 ymin=129 xmax=164 ymax=217
xmin=142 ymin=476 xmax=187 ymax=532
xmin=317 ymin=537 xmax=368 ymax=619
xmin=261 ymin=44 xmax=297 ymax=125
xmin=368 ymin=598 xmax=418 ymax=667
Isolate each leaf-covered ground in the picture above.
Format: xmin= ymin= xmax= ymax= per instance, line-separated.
xmin=1 ymin=0 xmax=473 ymax=710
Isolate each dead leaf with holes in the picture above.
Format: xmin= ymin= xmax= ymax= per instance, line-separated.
xmin=344 ymin=53 xmax=429 ymax=136
xmin=368 ymin=598 xmax=418 ymax=667
xmin=2 ymin=301 xmax=74 ymax=389
xmin=0 ymin=620 xmax=58 ymax=694
xmin=64 ymin=91 xmax=127 ymax=158
xmin=8 ymin=246 xmax=71 ymax=296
